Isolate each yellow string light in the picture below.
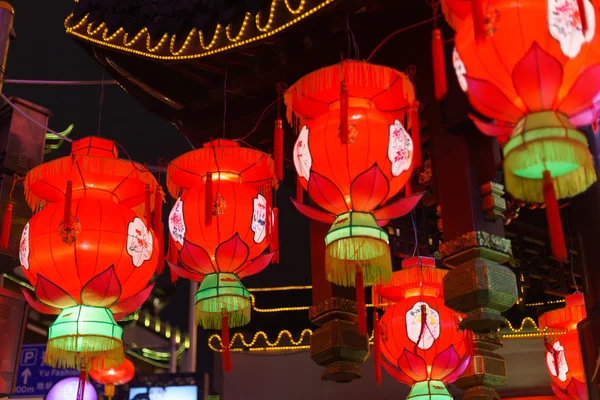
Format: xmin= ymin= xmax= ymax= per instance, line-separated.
xmin=247 ymin=285 xmax=312 ymax=292
xmin=525 ymin=298 xmax=566 ymax=307
xmin=64 ymin=0 xmax=337 ymax=60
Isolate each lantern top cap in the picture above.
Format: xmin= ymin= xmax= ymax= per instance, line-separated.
xmin=539 ymin=293 xmax=587 ymax=331
xmin=375 ymin=256 xmax=446 ymax=302
xmin=284 ymin=60 xmax=416 ymax=125
xmin=24 ymin=136 xmax=158 ymax=213
xmin=167 ymin=139 xmax=275 ymax=197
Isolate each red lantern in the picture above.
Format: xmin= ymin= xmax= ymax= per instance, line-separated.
xmin=284 ymin=61 xmax=423 ymax=291
xmin=453 ymin=0 xmax=600 ymax=262
xmin=376 ymin=257 xmax=471 ymax=399
xmin=539 ymin=293 xmax=587 ymax=400
xmin=19 ymin=137 xmax=159 ymax=370
xmin=166 ymin=139 xmax=276 ymax=371
xmin=89 ymin=359 xmax=135 ymax=400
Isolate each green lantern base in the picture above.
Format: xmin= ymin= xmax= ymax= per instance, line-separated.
xmin=195 ymin=272 xmax=251 ymax=329
xmin=503 ymin=111 xmax=596 ymax=203
xmin=407 ymin=381 xmax=452 ymax=400
xmin=324 ymin=211 xmax=391 ymax=287
xmin=46 ymin=305 xmax=123 ymax=370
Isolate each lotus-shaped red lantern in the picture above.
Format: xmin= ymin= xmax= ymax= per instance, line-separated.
xmin=19 ymin=137 xmax=159 ymax=370
xmin=539 ymin=293 xmax=588 ymax=400
xmin=285 ymin=60 xmax=423 ymax=290
xmin=166 ymin=139 xmax=276 ymax=372
xmin=453 ymin=0 xmax=600 ymax=262
xmin=376 ymin=257 xmax=471 ymax=399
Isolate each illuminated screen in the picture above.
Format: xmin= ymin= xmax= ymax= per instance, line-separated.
xmin=128 ymin=386 xmax=198 ymax=400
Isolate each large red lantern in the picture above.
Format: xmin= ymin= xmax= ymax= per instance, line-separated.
xmin=19 ymin=137 xmax=160 ymax=370
xmin=453 ymin=0 xmax=600 ymax=262
xmin=539 ymin=293 xmax=587 ymax=400
xmin=166 ymin=139 xmax=276 ymax=371
xmin=376 ymin=257 xmax=471 ymax=399
xmin=89 ymin=359 xmax=135 ymax=400
xmin=284 ymin=60 xmax=423 ymax=291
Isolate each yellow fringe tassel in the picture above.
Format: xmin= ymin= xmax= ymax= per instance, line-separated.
xmin=195 ymin=296 xmax=251 ymax=329
xmin=325 ymin=237 xmax=392 ymax=287
xmin=504 ymin=138 xmax=596 ymax=203
xmin=45 ymin=335 xmax=123 ymax=370
xmin=539 ymin=303 xmax=586 ymax=331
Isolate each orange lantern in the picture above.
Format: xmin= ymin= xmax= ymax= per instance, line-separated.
xmin=539 ymin=293 xmax=587 ymax=400
xmin=376 ymin=257 xmax=471 ymax=398
xmin=166 ymin=139 xmax=276 ymax=371
xmin=89 ymin=359 xmax=135 ymax=400
xmin=453 ymin=0 xmax=600 ymax=262
xmin=19 ymin=137 xmax=160 ymax=370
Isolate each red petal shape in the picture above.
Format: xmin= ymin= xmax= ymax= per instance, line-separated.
xmin=431 ymin=345 xmax=460 ymax=380
xmin=560 ymin=65 xmax=600 ymax=119
xmin=180 ymin=240 xmax=214 ymax=275
xmin=167 ymin=260 xmax=204 ymax=281
xmin=442 ymin=354 xmax=471 ymax=384
xmin=350 ymin=165 xmax=390 ymax=212
xmin=512 ymin=43 xmax=563 ymax=112
xmin=373 ymin=193 xmax=423 ymax=221
xmin=397 ymin=349 xmax=428 ymax=382
xmin=568 ymin=100 xmax=600 ymax=127
xmin=550 ymin=382 xmax=574 ymax=400
xmin=566 ymin=378 xmax=587 ymax=400
xmin=237 ymin=251 xmax=276 ymax=279
xmin=469 ymin=115 xmax=514 ymax=137
xmin=215 ymin=233 xmax=250 ymax=272
xmin=36 ymin=275 xmax=78 ymax=309
xmin=381 ymin=358 xmax=415 ymax=386
xmin=465 ymin=76 xmax=525 ymax=122
xmin=22 ymin=289 xmax=61 ymax=315
xmin=290 ymin=198 xmax=336 ymax=224
xmin=307 ymin=170 xmax=348 ymax=215
xmin=80 ymin=266 xmax=122 ymax=307
xmin=110 ymin=284 xmax=155 ymax=316
xmin=377 ymin=219 xmax=389 ymax=227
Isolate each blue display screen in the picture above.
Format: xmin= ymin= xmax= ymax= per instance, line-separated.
xmin=128 ymin=385 xmax=198 ymax=400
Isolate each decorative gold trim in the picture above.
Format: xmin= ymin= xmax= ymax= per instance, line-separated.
xmin=65 ymin=0 xmax=336 ymax=60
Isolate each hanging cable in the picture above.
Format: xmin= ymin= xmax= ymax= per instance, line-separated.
xmin=1 ymin=94 xmax=73 ymax=142
xmin=97 ymin=74 xmax=105 ymax=137
xmin=223 ymin=69 xmax=228 ymax=139
xmin=3 ymin=79 xmax=118 ymax=85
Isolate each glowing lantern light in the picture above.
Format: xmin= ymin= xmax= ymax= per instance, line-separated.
xmin=376 ymin=257 xmax=471 ymax=398
xmin=166 ymin=139 xmax=276 ymax=371
xmin=89 ymin=359 xmax=135 ymax=400
xmin=453 ymin=0 xmax=600 ymax=262
xmin=285 ymin=60 xmax=422 ymax=284
xmin=539 ymin=293 xmax=587 ymax=399
xmin=19 ymin=137 xmax=159 ymax=370
xmin=46 ymin=377 xmax=98 ymax=400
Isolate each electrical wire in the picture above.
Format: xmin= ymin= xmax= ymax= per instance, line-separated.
xmin=3 ymin=79 xmax=118 ymax=85
xmin=1 ymin=94 xmax=74 ymax=142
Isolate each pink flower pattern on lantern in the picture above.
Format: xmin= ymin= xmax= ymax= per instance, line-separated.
xmin=405 ymin=301 xmax=441 ymax=350
xmin=127 ymin=217 xmax=153 ymax=267
xmin=169 ymin=197 xmax=186 ymax=246
xmin=19 ymin=222 xmax=30 ymax=270
xmin=251 ymin=194 xmax=267 ymax=244
xmin=388 ymin=120 xmax=413 ymax=177
xmin=293 ymin=126 xmax=312 ymax=181
xmin=547 ymin=340 xmax=570 ymax=382
xmin=548 ymin=0 xmax=595 ymax=58
xmin=453 ymin=47 xmax=468 ymax=92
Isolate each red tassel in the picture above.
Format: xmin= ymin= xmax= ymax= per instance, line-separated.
xmin=406 ymin=178 xmax=413 ymax=196
xmin=472 ymin=0 xmax=487 ymax=43
xmin=296 ymin=176 xmax=304 ymax=203
xmin=265 ymin=187 xmax=272 ymax=242
xmin=340 ymin=80 xmax=349 ymax=145
xmin=274 ymin=119 xmax=284 ymax=182
xmin=145 ymin=185 xmax=152 ymax=229
xmin=76 ymin=370 xmax=86 ymax=400
xmin=356 ymin=269 xmax=366 ymax=335
xmin=374 ymin=312 xmax=382 ymax=386
xmin=63 ymin=180 xmax=73 ymax=229
xmin=411 ymin=106 xmax=422 ymax=168
xmin=592 ymin=120 xmax=598 ymax=134
xmin=205 ymin=173 xmax=213 ymax=226
xmin=432 ymin=28 xmax=447 ymax=101
xmin=0 ymin=202 xmax=12 ymax=250
xmin=271 ymin=208 xmax=279 ymax=264
xmin=154 ymin=187 xmax=164 ymax=274
xmin=578 ymin=0 xmax=588 ymax=34
xmin=167 ymin=237 xmax=178 ymax=284
xmin=222 ymin=312 xmax=232 ymax=373
xmin=169 ymin=265 xmax=178 ymax=284
xmin=543 ymin=171 xmax=567 ymax=262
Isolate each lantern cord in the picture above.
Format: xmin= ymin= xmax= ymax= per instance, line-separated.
xmin=97 ymin=73 xmax=105 ymax=137
xmin=410 ymin=210 xmax=419 ymax=257
xmin=223 ymin=69 xmax=228 ymax=139
xmin=345 ymin=11 xmax=360 ymax=60
xmin=1 ymin=94 xmax=73 ymax=142
xmin=3 ymin=78 xmax=118 ymax=85
xmin=367 ymin=15 xmax=441 ymax=61
xmin=564 ymin=210 xmax=580 ymax=294
xmin=237 ymin=83 xmax=287 ymax=141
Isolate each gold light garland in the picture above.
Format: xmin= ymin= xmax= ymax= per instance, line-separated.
xmin=65 ymin=0 xmax=335 ymax=60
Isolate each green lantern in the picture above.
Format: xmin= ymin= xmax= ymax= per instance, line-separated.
xmin=407 ymin=381 xmax=453 ymax=400
xmin=46 ymin=305 xmax=123 ymax=369
xmin=324 ymin=211 xmax=391 ymax=287
xmin=195 ymin=272 xmax=251 ymax=329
